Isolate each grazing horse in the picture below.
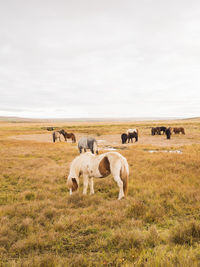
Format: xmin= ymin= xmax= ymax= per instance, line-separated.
xmin=47 ymin=127 xmax=55 ymax=131
xmin=128 ymin=132 xmax=138 ymax=142
xmin=166 ymin=128 xmax=171 ymax=139
xmin=126 ymin=129 xmax=138 ymax=143
xmin=121 ymin=133 xmax=128 ymax=144
xmin=151 ymin=127 xmax=161 ymax=135
xmin=67 ymin=152 xmax=129 ymax=200
xmin=160 ymin=126 xmax=167 ymax=134
xmin=78 ymin=137 xmax=98 ymax=154
xmin=60 ymin=129 xmax=76 ymax=143
xmin=52 ymin=131 xmax=63 ymax=142
xmin=173 ymin=127 xmax=185 ymax=134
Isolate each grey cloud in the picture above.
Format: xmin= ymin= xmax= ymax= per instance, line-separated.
xmin=0 ymin=0 xmax=200 ymax=118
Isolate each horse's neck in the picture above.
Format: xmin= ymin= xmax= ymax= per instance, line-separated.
xmin=70 ymin=159 xmax=82 ymax=177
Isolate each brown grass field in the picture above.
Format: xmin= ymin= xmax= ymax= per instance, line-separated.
xmin=0 ymin=118 xmax=200 ymax=266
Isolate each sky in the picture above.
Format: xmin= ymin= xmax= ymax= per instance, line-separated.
xmin=0 ymin=0 xmax=200 ymax=119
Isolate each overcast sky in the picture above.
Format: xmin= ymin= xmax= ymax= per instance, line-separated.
xmin=0 ymin=0 xmax=199 ymax=118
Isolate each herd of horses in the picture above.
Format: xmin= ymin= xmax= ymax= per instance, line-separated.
xmin=151 ymin=126 xmax=185 ymax=139
xmin=49 ymin=126 xmax=185 ymax=199
xmin=51 ymin=126 xmax=186 ymax=146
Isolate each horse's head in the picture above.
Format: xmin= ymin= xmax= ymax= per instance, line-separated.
xmin=59 ymin=129 xmax=65 ymax=134
xmin=59 ymin=129 xmax=67 ymax=140
xmin=67 ymin=175 xmax=79 ymax=192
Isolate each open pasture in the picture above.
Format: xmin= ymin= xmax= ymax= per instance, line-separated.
xmin=0 ymin=119 xmax=200 ymax=266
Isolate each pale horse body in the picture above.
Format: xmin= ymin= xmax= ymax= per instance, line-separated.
xmin=67 ymin=152 xmax=129 ymax=200
xmin=127 ymin=128 xmax=138 ymax=135
xmin=78 ymin=136 xmax=98 ymax=154
xmin=52 ymin=131 xmax=62 ymax=142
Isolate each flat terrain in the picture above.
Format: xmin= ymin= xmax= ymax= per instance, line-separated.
xmin=0 ymin=118 xmax=200 ymax=266
xmin=9 ymin=132 xmax=200 ymax=147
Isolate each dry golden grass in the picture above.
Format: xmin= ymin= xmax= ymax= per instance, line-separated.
xmin=0 ymin=119 xmax=200 ymax=266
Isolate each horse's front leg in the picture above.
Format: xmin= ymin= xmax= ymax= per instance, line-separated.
xmin=83 ymin=175 xmax=89 ymax=195
xmin=89 ymin=178 xmax=94 ymax=195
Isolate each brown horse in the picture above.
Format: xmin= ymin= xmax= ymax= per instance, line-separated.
xmin=60 ymin=129 xmax=76 ymax=143
xmin=173 ymin=127 xmax=185 ymax=134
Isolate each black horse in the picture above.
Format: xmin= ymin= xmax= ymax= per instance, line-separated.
xmin=151 ymin=127 xmax=160 ymax=135
xmin=128 ymin=132 xmax=138 ymax=143
xmin=47 ymin=127 xmax=55 ymax=131
xmin=121 ymin=133 xmax=128 ymax=144
xmin=151 ymin=126 xmax=166 ymax=135
xmin=160 ymin=126 xmax=167 ymax=134
xmin=166 ymin=128 xmax=171 ymax=139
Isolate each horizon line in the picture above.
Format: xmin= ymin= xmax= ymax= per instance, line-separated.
xmin=0 ymin=115 xmax=199 ymax=122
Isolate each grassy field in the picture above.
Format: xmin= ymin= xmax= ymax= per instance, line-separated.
xmin=0 ymin=119 xmax=200 ymax=266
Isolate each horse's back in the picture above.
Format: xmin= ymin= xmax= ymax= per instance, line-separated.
xmin=78 ymin=137 xmax=87 ymax=148
xmin=104 ymin=152 xmax=128 ymax=168
xmin=78 ymin=136 xmax=96 ymax=148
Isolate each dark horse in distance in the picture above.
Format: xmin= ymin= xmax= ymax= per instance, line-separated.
xmin=151 ymin=126 xmax=166 ymax=135
xmin=121 ymin=131 xmax=138 ymax=144
xmin=166 ymin=128 xmax=171 ymax=139
xmin=173 ymin=127 xmax=185 ymax=134
xmin=60 ymin=129 xmax=76 ymax=143
xmin=121 ymin=133 xmax=128 ymax=144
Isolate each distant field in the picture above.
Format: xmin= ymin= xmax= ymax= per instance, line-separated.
xmin=0 ymin=119 xmax=200 ymax=266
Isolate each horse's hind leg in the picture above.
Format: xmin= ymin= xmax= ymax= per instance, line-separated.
xmin=89 ymin=178 xmax=94 ymax=195
xmin=114 ymin=175 xmax=124 ymax=200
xmin=112 ymin=164 xmax=124 ymax=200
xmin=83 ymin=175 xmax=89 ymax=195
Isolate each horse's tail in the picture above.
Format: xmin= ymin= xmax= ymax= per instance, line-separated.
xmin=120 ymin=159 xmax=129 ymax=197
xmin=93 ymin=140 xmax=98 ymax=154
xmin=53 ymin=132 xmax=56 ymax=143
xmin=67 ymin=176 xmax=79 ymax=192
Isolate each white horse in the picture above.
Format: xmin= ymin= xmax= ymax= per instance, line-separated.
xmin=67 ymin=152 xmax=129 ymax=200
xmin=52 ymin=131 xmax=62 ymax=142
